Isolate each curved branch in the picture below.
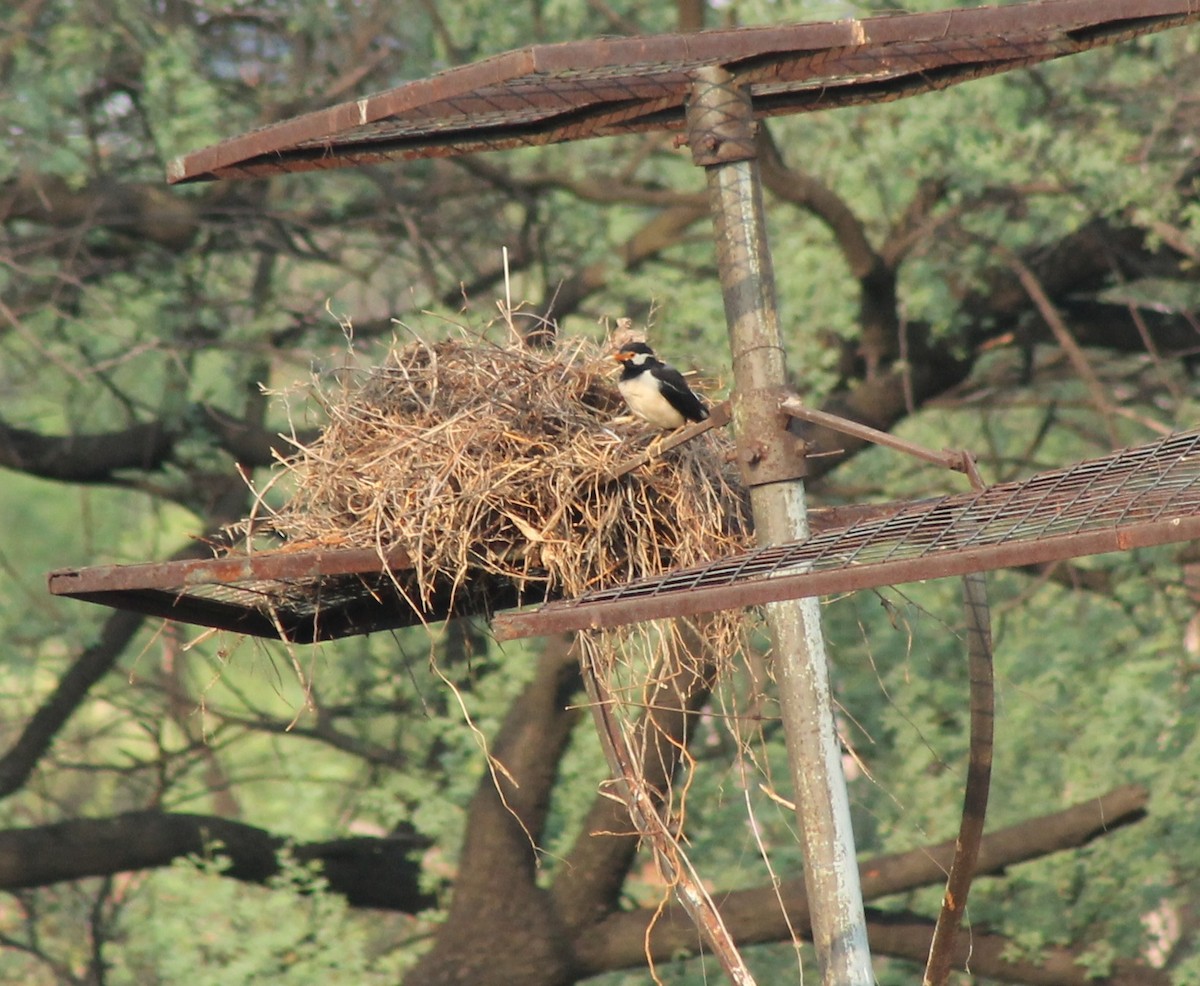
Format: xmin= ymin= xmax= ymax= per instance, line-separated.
xmin=757 ymin=124 xmax=878 ymax=280
xmin=962 ymin=219 xmax=1181 ymax=339
xmin=924 ymin=572 xmax=994 ymax=985
xmin=3 ymin=175 xmax=205 ymax=251
xmin=758 ymin=123 xmax=942 ymax=377
xmin=0 ymin=407 xmax=307 ymax=486
xmin=537 ymin=197 xmax=709 ymax=332
xmin=868 ymin=908 xmax=1167 ymax=986
xmin=408 ymin=635 xmax=583 ymax=984
xmin=0 ymin=539 xmax=221 ymax=799
xmin=1058 ymin=300 xmax=1200 ymax=357
xmin=550 ymin=622 xmax=716 ymax=934
xmin=200 ymin=404 xmax=317 ymax=467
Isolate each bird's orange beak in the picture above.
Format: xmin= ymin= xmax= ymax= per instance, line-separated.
xmin=612 ymin=350 xmax=633 ymax=363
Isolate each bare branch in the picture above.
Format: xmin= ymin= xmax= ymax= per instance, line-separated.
xmin=1002 ymin=248 xmax=1121 ymax=447
xmin=538 ymin=197 xmax=709 ymax=328
xmin=0 ymin=607 xmax=146 ymax=799
xmin=574 ymin=784 xmax=1148 ymax=973
xmin=0 ymin=418 xmax=176 ymax=483
xmin=0 ymin=810 xmax=435 ymax=911
xmin=407 ymin=636 xmax=584 ymax=984
xmin=869 ymin=908 xmax=1167 ymax=986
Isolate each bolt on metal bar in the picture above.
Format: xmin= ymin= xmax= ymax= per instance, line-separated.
xmin=687 ymin=66 xmax=873 ymax=985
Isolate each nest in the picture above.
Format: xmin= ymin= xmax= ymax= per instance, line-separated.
xmin=256 ymin=334 xmax=751 ymax=618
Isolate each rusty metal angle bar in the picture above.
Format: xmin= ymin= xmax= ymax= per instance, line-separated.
xmin=47 ymin=544 xmax=413 ymax=597
xmin=492 ymin=513 xmax=1200 ymax=639
xmin=780 ymin=397 xmax=979 ymax=480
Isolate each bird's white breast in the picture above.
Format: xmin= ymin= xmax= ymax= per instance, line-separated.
xmin=618 ymin=373 xmax=687 ymax=429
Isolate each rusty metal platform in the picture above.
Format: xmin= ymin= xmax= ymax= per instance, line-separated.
xmin=66 ymin=0 xmax=1200 ymax=645
xmin=46 ymin=544 xmax=540 ymax=643
xmin=492 ymin=430 xmax=1200 ymax=639
xmin=47 ymin=431 xmax=1200 ymax=642
xmin=44 ymin=501 xmax=906 ymax=643
xmin=168 ymin=0 xmax=1200 ymax=183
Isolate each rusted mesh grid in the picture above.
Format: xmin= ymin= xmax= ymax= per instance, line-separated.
xmin=494 ymin=430 xmax=1200 ymax=638
xmin=169 ymin=0 xmax=1200 ymax=182
xmin=289 ymin=34 xmax=1048 ymax=145
xmin=166 ymin=570 xmax=409 ymax=623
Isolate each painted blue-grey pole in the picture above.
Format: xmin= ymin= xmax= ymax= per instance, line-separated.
xmin=686 ymin=65 xmax=873 ymax=985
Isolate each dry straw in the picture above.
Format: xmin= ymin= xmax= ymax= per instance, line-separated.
xmin=258 ymin=327 xmax=751 ymax=623
xmin=243 ymin=324 xmax=762 ymax=970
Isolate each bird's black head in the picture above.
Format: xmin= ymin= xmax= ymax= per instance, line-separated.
xmin=613 ymin=341 xmax=658 ymax=367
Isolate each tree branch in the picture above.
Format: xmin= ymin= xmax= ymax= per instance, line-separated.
xmin=0 ymin=418 xmax=176 ymax=483
xmin=867 ymin=908 xmax=1167 ymax=986
xmin=550 ymin=624 xmax=717 ymax=935
xmin=574 ymin=783 xmax=1148 ymax=973
xmin=408 ymin=635 xmax=583 ymax=984
xmin=3 ymin=175 xmax=205 ymax=252
xmin=538 ymin=197 xmax=709 ymax=331
xmin=199 ymin=404 xmax=317 ymax=467
xmin=0 ymin=607 xmax=146 ymax=799
xmin=0 ymin=539 xmax=226 ymax=800
xmin=0 ymin=810 xmax=435 ymax=911
xmin=757 ymin=124 xmax=878 ymax=280
xmin=0 ymin=406 xmax=307 ymax=487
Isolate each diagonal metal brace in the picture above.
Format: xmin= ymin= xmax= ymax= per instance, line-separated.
xmin=606 ymin=400 xmax=733 ymax=479
xmin=780 ymin=395 xmax=983 ymax=489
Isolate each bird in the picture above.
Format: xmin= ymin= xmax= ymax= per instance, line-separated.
xmin=613 ymin=342 xmax=709 ymax=430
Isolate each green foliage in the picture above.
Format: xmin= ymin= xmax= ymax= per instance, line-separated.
xmin=113 ymin=850 xmax=413 ymax=985
xmin=4 ymin=0 xmax=1200 ymax=982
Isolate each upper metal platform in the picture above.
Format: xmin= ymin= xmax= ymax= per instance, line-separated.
xmin=168 ymin=0 xmax=1199 ymax=183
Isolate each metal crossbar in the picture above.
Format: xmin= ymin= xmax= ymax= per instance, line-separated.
xmin=492 ymin=430 xmax=1200 ymax=639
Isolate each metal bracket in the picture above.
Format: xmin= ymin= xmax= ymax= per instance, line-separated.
xmin=685 ymin=70 xmax=758 ymax=167
xmin=735 ymin=386 xmax=808 ymax=486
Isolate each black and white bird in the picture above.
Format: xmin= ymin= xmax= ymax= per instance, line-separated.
xmin=613 ymin=342 xmax=709 ymax=430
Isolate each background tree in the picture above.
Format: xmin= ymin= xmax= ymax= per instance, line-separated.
xmin=2 ymin=0 xmax=1199 ymax=983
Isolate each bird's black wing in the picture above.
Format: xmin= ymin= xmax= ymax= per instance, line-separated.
xmin=655 ymin=365 xmax=709 ymax=422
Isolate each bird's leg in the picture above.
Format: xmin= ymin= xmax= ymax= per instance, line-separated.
xmin=644 ymin=427 xmax=681 ymax=462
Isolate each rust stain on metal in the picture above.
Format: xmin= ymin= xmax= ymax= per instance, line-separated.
xmin=492 ymin=430 xmax=1200 ymax=639
xmin=168 ymin=0 xmax=1200 ymax=183
xmin=46 ymin=544 xmax=439 ymax=643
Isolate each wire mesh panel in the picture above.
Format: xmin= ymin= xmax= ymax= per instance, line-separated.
xmin=168 ymin=0 xmax=1200 ymax=182
xmin=493 ymin=430 xmax=1200 ymax=639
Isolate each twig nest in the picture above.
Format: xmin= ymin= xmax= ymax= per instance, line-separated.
xmin=263 ymin=334 xmax=750 ymax=613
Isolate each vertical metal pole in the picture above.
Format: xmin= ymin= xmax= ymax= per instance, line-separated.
xmin=686 ymin=66 xmax=873 ymax=986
